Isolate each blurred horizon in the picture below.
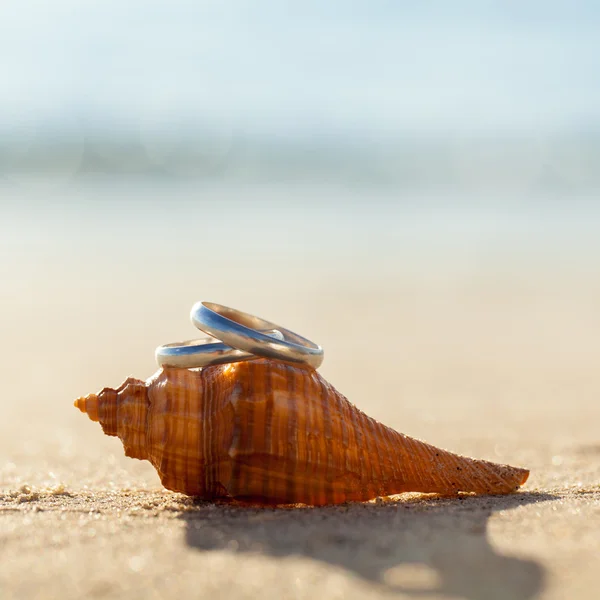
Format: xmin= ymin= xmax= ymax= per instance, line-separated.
xmin=2 ymin=132 xmax=600 ymax=190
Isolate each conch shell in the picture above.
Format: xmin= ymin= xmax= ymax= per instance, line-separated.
xmin=74 ymin=359 xmax=529 ymax=505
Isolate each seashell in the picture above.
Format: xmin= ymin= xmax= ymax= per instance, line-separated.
xmin=74 ymin=359 xmax=529 ymax=505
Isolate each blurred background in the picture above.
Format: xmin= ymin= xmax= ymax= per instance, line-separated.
xmin=1 ymin=0 xmax=599 ymax=492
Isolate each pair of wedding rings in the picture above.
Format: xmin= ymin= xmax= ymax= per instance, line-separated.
xmin=155 ymin=302 xmax=324 ymax=370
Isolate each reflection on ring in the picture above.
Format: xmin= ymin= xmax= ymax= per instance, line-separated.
xmin=155 ymin=330 xmax=284 ymax=369
xmin=191 ymin=301 xmax=324 ymax=369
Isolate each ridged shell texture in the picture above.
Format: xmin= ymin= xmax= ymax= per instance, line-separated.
xmin=74 ymin=359 xmax=529 ymax=505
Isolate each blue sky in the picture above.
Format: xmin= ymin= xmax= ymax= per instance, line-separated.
xmin=1 ymin=1 xmax=599 ymax=140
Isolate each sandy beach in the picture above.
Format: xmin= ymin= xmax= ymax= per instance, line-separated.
xmin=2 ymin=2 xmax=600 ymax=596
xmin=1 ymin=188 xmax=599 ymax=599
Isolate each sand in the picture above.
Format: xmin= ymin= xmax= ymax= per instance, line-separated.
xmin=1 ymin=195 xmax=599 ymax=599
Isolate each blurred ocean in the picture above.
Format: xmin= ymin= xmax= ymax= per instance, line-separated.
xmin=1 ymin=1 xmax=599 ymax=190
xmin=0 ymin=1 xmax=598 ymax=293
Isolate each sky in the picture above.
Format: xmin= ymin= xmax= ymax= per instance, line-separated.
xmin=1 ymin=0 xmax=599 ymax=141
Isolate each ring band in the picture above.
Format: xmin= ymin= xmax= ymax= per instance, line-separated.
xmin=190 ymin=301 xmax=324 ymax=369
xmin=155 ymin=330 xmax=284 ymax=369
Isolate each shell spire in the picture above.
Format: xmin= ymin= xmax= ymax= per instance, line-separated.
xmin=74 ymin=359 xmax=529 ymax=505
xmin=74 ymin=377 xmax=149 ymax=460
xmin=74 ymin=393 xmax=99 ymax=422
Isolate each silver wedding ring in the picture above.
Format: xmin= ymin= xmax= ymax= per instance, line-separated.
xmin=156 ymin=330 xmax=285 ymax=369
xmin=155 ymin=301 xmax=324 ymax=369
xmin=191 ymin=301 xmax=324 ymax=369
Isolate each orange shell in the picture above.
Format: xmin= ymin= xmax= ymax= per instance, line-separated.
xmin=74 ymin=359 xmax=529 ymax=505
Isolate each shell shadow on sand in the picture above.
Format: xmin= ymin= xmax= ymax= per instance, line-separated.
xmin=180 ymin=492 xmax=555 ymax=599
